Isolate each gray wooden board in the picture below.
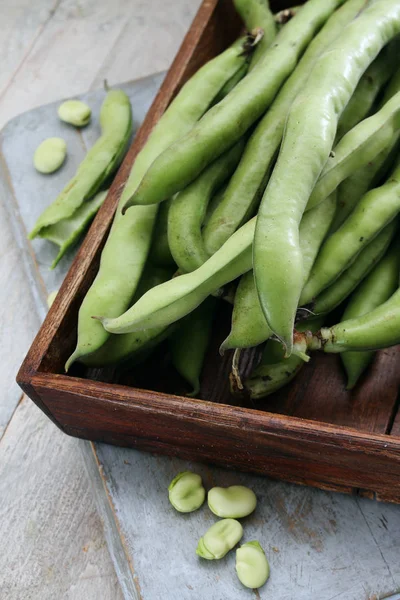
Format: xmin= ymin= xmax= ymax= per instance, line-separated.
xmin=2 ymin=77 xmax=400 ymax=600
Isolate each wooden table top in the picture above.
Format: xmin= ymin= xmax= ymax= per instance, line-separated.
xmin=1 ymin=1 xmax=399 ymax=599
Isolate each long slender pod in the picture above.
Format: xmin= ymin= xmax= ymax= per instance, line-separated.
xmin=203 ymin=0 xmax=366 ymax=256
xmin=221 ymin=193 xmax=336 ymax=352
xmin=168 ymin=140 xmax=244 ymax=273
xmin=335 ymin=40 xmax=400 ymax=141
xmin=99 ymin=219 xmax=255 ymax=335
xmin=169 ymin=297 xmax=216 ymax=397
xmin=294 ymin=286 xmax=400 ymax=356
xmin=149 ymin=198 xmax=176 ymax=268
xmin=66 ymin=37 xmax=252 ymax=369
xmin=39 ymin=189 xmax=108 ymax=269
xmin=331 ymin=65 xmax=400 ymax=231
xmin=301 ymin=161 xmax=400 ymax=305
xmin=340 ymin=240 xmax=400 ymax=388
xmin=309 ymin=221 xmax=397 ymax=315
xmin=307 ymin=90 xmax=400 ymax=210
xmin=81 ymin=266 xmax=174 ymax=367
xmin=124 ymin=0 xmax=348 ymax=211
xmin=254 ymin=0 xmax=400 ymax=355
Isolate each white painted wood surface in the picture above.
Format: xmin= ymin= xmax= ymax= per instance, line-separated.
xmin=1 ymin=1 xmax=400 ymax=599
xmin=0 ymin=1 xmax=198 ymax=598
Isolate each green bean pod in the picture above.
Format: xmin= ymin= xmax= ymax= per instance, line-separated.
xmin=295 ymin=285 xmax=400 ymax=356
xmin=306 ymin=90 xmax=400 ymax=210
xmin=331 ymin=65 xmax=400 ymax=232
xmin=168 ymin=139 xmax=244 ymax=273
xmin=66 ymin=37 xmax=251 ymax=370
xmin=335 ymin=41 xmax=400 ymax=141
xmin=39 ymin=189 xmax=107 ymax=269
xmin=99 ymin=218 xmax=255 ymax=335
xmin=123 ymin=0 xmax=347 ymax=211
xmin=221 ymin=271 xmax=271 ymax=352
xmin=212 ymin=64 xmax=249 ymax=105
xmin=169 ymin=296 xmax=216 ymax=397
xmin=340 ymin=240 xmax=400 ymax=388
xmin=310 ymin=221 xmax=397 ymax=315
xmin=244 ymin=317 xmax=324 ymax=399
xmin=331 ymin=142 xmax=399 ymax=233
xmin=233 ymin=0 xmax=276 ymax=68
xmin=30 ymin=90 xmax=132 ymax=238
xmin=203 ymin=185 xmax=228 ymax=229
xmin=222 ymin=194 xmax=336 ymax=351
xmin=81 ymin=266 xmax=173 ymax=368
xmin=202 ymin=0 xmax=366 ymax=256
xmin=255 ymin=0 xmax=400 ymax=355
xmin=149 ymin=199 xmax=175 ymax=267
xmin=301 ymin=161 xmax=400 ymax=305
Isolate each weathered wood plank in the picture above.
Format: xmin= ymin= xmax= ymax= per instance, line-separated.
xmin=391 ymin=409 xmax=400 ymax=437
xmin=4 ymin=1 xmax=400 ymax=598
xmin=0 ymin=0 xmax=201 ymax=130
xmin=0 ymin=0 xmax=58 ymax=106
xmin=0 ymin=171 xmax=41 ymax=436
xmin=263 ymin=348 xmax=400 ymax=433
xmin=94 ymin=443 xmax=400 ymax=600
xmin=0 ymin=396 xmax=123 ymax=600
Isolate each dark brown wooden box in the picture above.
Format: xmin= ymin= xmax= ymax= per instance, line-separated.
xmin=17 ymin=0 xmax=400 ymax=503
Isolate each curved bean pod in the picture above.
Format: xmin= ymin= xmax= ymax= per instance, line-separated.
xmin=212 ymin=64 xmax=249 ymax=105
xmin=30 ymin=90 xmax=132 ymax=238
xmin=340 ymin=239 xmax=400 ymax=389
xmin=255 ymin=0 xmax=400 ymax=355
xmin=221 ymin=271 xmax=271 ymax=352
xmin=169 ymin=296 xmax=216 ymax=397
xmin=168 ymin=139 xmax=244 ymax=272
xmin=123 ymin=0 xmax=346 ymax=211
xmin=81 ymin=266 xmax=173 ymax=368
xmin=306 ymin=90 xmax=400 ymax=211
xmin=331 ymin=142 xmax=399 ymax=233
xmin=66 ymin=38 xmax=251 ymax=369
xmin=222 ymin=194 xmax=336 ymax=351
xmin=310 ymin=221 xmax=397 ymax=315
xmin=301 ymin=161 xmax=400 ymax=305
xmin=331 ymin=65 xmax=400 ymax=232
xmin=201 ymin=0 xmax=366 ymax=256
xmin=295 ymin=286 xmax=400 ymax=356
xmin=99 ymin=218 xmax=255 ymax=335
xmin=244 ymin=317 xmax=323 ymax=399
xmin=233 ymin=0 xmax=276 ymax=68
xmin=149 ymin=199 xmax=175 ymax=267
xmin=39 ymin=189 xmax=107 ymax=269
xmin=335 ymin=41 xmax=399 ymax=141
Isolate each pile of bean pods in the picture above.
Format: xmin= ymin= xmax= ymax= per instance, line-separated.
xmin=63 ymin=0 xmax=400 ymax=397
xmin=168 ymin=471 xmax=269 ymax=590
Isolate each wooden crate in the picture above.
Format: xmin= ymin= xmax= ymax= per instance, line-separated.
xmin=17 ymin=0 xmax=400 ymax=503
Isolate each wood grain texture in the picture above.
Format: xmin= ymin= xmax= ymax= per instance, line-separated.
xmin=17 ymin=0 xmax=400 ymax=503
xmin=262 ymin=347 xmax=400 ymax=433
xmin=93 ymin=443 xmax=400 ymax=600
xmin=0 ymin=0 xmax=200 ymax=129
xmin=0 ymin=396 xmax=123 ymax=600
xmin=5 ymin=1 xmax=400 ymax=598
xmin=0 ymin=0 xmax=199 ymax=598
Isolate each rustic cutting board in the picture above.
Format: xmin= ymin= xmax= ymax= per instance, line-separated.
xmin=3 ymin=76 xmax=400 ymax=600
